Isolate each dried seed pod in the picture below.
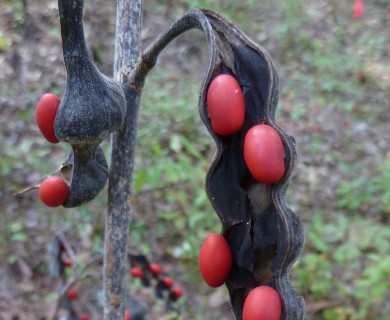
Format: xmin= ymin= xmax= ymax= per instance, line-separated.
xmin=53 ymin=0 xmax=126 ymax=207
xmin=62 ymin=146 xmax=108 ymax=208
xmin=55 ymin=0 xmax=126 ymax=145
xmin=132 ymin=8 xmax=304 ymax=319
xmin=193 ymin=9 xmax=305 ymax=320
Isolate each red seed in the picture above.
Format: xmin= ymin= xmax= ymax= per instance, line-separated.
xmin=63 ymin=258 xmax=73 ymax=267
xmin=36 ymin=93 xmax=61 ymax=143
xmin=162 ymin=277 xmax=174 ymax=288
xmin=199 ymin=233 xmax=232 ymax=287
xmin=243 ymin=286 xmax=282 ymax=320
xmin=243 ymin=124 xmax=285 ymax=184
xmin=124 ymin=309 xmax=131 ymax=320
xmin=67 ymin=288 xmax=78 ymax=301
xmin=80 ymin=314 xmax=89 ymax=320
xmin=39 ymin=176 xmax=69 ymax=207
xmin=353 ymin=0 xmax=364 ymax=19
xmin=129 ymin=267 xmax=144 ymax=278
xmin=149 ymin=263 xmax=162 ymax=276
xmin=172 ymin=287 xmax=183 ymax=298
xmin=207 ymin=74 xmax=245 ymax=136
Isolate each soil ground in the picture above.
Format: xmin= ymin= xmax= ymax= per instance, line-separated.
xmin=0 ymin=0 xmax=389 ymax=319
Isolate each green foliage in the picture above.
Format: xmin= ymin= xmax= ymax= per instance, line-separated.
xmin=294 ymin=213 xmax=390 ymax=319
xmin=337 ymin=153 xmax=390 ymax=214
xmin=130 ymin=71 xmax=219 ymax=262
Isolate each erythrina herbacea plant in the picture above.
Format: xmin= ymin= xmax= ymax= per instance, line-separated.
xmin=31 ymin=1 xmax=305 ymax=319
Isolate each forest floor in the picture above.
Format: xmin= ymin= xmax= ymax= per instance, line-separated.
xmin=0 ymin=0 xmax=389 ymax=319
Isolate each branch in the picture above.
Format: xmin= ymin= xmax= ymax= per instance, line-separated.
xmin=114 ymin=0 xmax=143 ymax=83
xmin=104 ymin=0 xmax=143 ymax=319
xmin=127 ymin=9 xmax=215 ymax=91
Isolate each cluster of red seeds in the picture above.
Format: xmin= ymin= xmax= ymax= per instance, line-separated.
xmin=35 ymin=94 xmax=69 ymax=207
xmin=201 ymin=74 xmax=284 ymax=319
xmin=60 ymin=244 xmax=134 ymax=319
xmin=207 ymin=74 xmax=285 ymax=185
xmin=129 ymin=262 xmax=183 ymax=301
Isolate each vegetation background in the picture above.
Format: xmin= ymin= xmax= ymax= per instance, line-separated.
xmin=0 ymin=0 xmax=389 ymax=319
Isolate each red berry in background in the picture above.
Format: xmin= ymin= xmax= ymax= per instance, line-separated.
xmin=162 ymin=276 xmax=174 ymax=288
xmin=198 ymin=233 xmax=232 ymax=287
xmin=35 ymin=93 xmax=61 ymax=143
xmin=207 ymin=74 xmax=246 ymax=136
xmin=67 ymin=288 xmax=78 ymax=301
xmin=129 ymin=267 xmax=144 ymax=278
xmin=80 ymin=314 xmax=89 ymax=320
xmin=353 ymin=0 xmax=364 ymax=19
xmin=63 ymin=258 xmax=73 ymax=267
xmin=39 ymin=176 xmax=69 ymax=207
xmin=357 ymin=70 xmax=366 ymax=83
xmin=242 ymin=286 xmax=282 ymax=320
xmin=124 ymin=309 xmax=131 ymax=320
xmin=172 ymin=287 xmax=183 ymax=298
xmin=243 ymin=124 xmax=285 ymax=184
xmin=149 ymin=263 xmax=162 ymax=276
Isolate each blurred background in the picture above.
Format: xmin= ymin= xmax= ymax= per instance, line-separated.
xmin=0 ymin=0 xmax=389 ymax=319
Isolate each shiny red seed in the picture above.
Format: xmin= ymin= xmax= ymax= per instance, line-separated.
xmin=243 ymin=124 xmax=285 ymax=184
xmin=243 ymin=286 xmax=282 ymax=320
xmin=36 ymin=93 xmax=61 ymax=143
xmin=207 ymin=74 xmax=245 ymax=136
xmin=199 ymin=233 xmax=232 ymax=287
xmin=39 ymin=176 xmax=69 ymax=207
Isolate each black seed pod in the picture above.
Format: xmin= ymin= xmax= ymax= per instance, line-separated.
xmin=53 ymin=0 xmax=126 ymax=207
xmin=62 ymin=146 xmax=108 ymax=208
xmin=181 ymin=9 xmax=305 ymax=320
xmin=54 ymin=0 xmax=126 ymax=144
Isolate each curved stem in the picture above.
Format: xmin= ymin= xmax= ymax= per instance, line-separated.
xmin=128 ymin=9 xmax=215 ymax=91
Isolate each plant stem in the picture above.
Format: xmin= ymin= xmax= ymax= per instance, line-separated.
xmin=128 ymin=9 xmax=214 ymax=87
xmin=104 ymin=0 xmax=143 ymax=319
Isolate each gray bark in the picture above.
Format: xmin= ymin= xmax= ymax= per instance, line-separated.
xmin=104 ymin=1 xmax=143 ymax=319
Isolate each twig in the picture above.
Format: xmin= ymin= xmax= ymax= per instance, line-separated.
xmin=128 ymin=9 xmax=214 ymax=90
